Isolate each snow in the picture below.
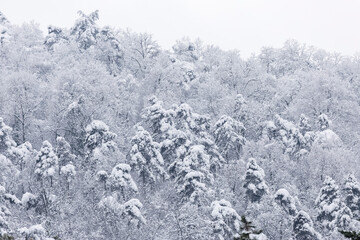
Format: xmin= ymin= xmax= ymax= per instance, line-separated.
xmin=21 ymin=192 xmax=36 ymax=206
xmin=4 ymin=194 xmax=21 ymax=205
xmin=313 ymin=129 xmax=342 ymax=149
xmin=110 ymin=163 xmax=138 ymax=192
xmin=275 ymin=188 xmax=297 ymax=215
xmin=60 ymin=163 xmax=76 ymax=176
xmin=85 ymin=120 xmax=110 ymax=133
xmin=18 ymin=224 xmax=46 ymax=240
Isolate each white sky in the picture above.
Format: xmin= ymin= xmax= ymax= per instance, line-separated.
xmin=2 ymin=0 xmax=360 ymax=58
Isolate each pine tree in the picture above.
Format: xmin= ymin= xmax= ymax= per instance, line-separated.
xmin=243 ymin=158 xmax=268 ymax=203
xmin=293 ymin=210 xmax=322 ymax=240
xmin=129 ymin=126 xmax=167 ymax=186
xmin=56 ymin=137 xmax=76 ymax=173
xmin=335 ymin=202 xmax=353 ymax=230
xmin=343 ymin=174 xmax=360 ymax=218
xmin=141 ymin=96 xmax=174 ymax=140
xmin=108 ymin=163 xmax=138 ymax=200
xmin=298 ymin=114 xmax=312 ymax=135
xmin=0 ymin=185 xmax=12 ymax=238
xmin=213 ymin=115 xmax=246 ymax=161
xmin=44 ymin=25 xmax=68 ymax=51
xmin=274 ymin=188 xmax=297 ymax=216
xmin=70 ymin=10 xmax=100 ymax=50
xmin=233 ymin=216 xmax=267 ymax=240
xmin=170 ymin=145 xmax=214 ymax=205
xmin=84 ymin=120 xmax=117 ymax=154
xmin=0 ymin=11 xmax=10 ymax=45
xmin=34 ymin=141 xmax=58 ymax=187
xmin=315 ymin=176 xmax=342 ymax=231
xmin=84 ymin=120 xmax=117 ymax=172
xmin=211 ymin=199 xmax=241 ymax=240
xmin=122 ymin=198 xmax=146 ymax=227
xmin=318 ymin=113 xmax=330 ymax=131
xmin=0 ymin=118 xmax=16 ymax=154
xmin=63 ymin=95 xmax=90 ymax=155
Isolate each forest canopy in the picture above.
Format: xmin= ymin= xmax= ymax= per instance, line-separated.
xmin=0 ymin=10 xmax=360 ymax=239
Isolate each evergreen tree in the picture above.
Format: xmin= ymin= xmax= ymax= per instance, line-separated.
xmin=84 ymin=120 xmax=117 ymax=172
xmin=56 ymin=137 xmax=76 ymax=173
xmin=70 ymin=10 xmax=100 ymax=50
xmin=44 ymin=25 xmax=68 ymax=51
xmin=315 ymin=176 xmax=342 ymax=231
xmin=121 ymin=198 xmax=146 ymax=227
xmin=129 ymin=126 xmax=167 ymax=186
xmin=0 ymin=118 xmax=16 ymax=154
xmin=213 ymin=115 xmax=246 ymax=161
xmin=108 ymin=163 xmax=138 ymax=200
xmin=170 ymin=145 xmax=214 ymax=205
xmin=274 ymin=188 xmax=298 ymax=216
xmin=298 ymin=114 xmax=312 ymax=135
xmin=293 ymin=210 xmax=322 ymax=240
xmin=0 ymin=185 xmax=12 ymax=238
xmin=211 ymin=199 xmax=242 ymax=240
xmin=34 ymin=141 xmax=58 ymax=187
xmin=343 ymin=174 xmax=360 ymax=218
xmin=243 ymin=158 xmax=268 ymax=203
xmin=63 ymin=95 xmax=90 ymax=155
xmin=233 ymin=216 xmax=267 ymax=240
xmin=141 ymin=96 xmax=176 ymax=143
xmin=318 ymin=113 xmax=330 ymax=131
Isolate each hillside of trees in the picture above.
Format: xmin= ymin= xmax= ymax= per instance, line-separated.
xmin=0 ymin=10 xmax=360 ymax=239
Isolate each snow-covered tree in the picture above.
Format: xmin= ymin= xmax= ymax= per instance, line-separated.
xmin=0 ymin=11 xmax=10 ymax=45
xmin=293 ymin=210 xmax=322 ymax=240
xmin=63 ymin=95 xmax=90 ymax=155
xmin=243 ymin=158 xmax=268 ymax=203
xmin=18 ymin=224 xmax=49 ymax=240
xmin=141 ymin=96 xmax=174 ymax=140
xmin=298 ymin=114 xmax=312 ymax=135
xmin=0 ymin=117 xmax=16 ymax=154
xmin=35 ymin=141 xmax=58 ymax=187
xmin=98 ymin=196 xmax=146 ymax=228
xmin=129 ymin=126 xmax=167 ymax=186
xmin=108 ymin=164 xmax=138 ymax=200
xmin=213 ymin=115 xmax=246 ymax=161
xmin=0 ymin=185 xmax=12 ymax=237
xmin=70 ymin=10 xmax=100 ymax=50
xmin=170 ymin=145 xmax=215 ymax=205
xmin=21 ymin=192 xmax=38 ymax=210
xmin=234 ymin=216 xmax=268 ymax=240
xmin=96 ymin=170 xmax=109 ymax=190
xmin=60 ymin=163 xmax=76 ymax=190
xmin=84 ymin=120 xmax=117 ymax=154
xmin=56 ymin=137 xmax=76 ymax=172
xmin=122 ymin=198 xmax=146 ymax=227
xmin=84 ymin=120 xmax=117 ymax=172
xmin=274 ymin=188 xmax=298 ymax=216
xmin=335 ymin=202 xmax=353 ymax=231
xmin=211 ymin=199 xmax=242 ymax=240
xmin=44 ymin=25 xmax=68 ymax=51
xmin=315 ymin=176 xmax=342 ymax=231
xmin=267 ymin=115 xmax=310 ymax=157
xmin=343 ymin=174 xmax=360 ymax=218
xmin=11 ymin=141 xmax=34 ymax=171
xmin=233 ymin=93 xmax=246 ymax=122
xmin=318 ymin=113 xmax=330 ymax=131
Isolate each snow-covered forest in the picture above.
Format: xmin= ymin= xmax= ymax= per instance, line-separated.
xmin=1 ymin=9 xmax=360 ymax=240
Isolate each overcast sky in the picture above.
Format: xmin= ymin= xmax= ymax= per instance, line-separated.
xmin=2 ymin=0 xmax=360 ymax=58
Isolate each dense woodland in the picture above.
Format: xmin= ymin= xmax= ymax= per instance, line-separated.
xmin=0 ymin=10 xmax=360 ymax=240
